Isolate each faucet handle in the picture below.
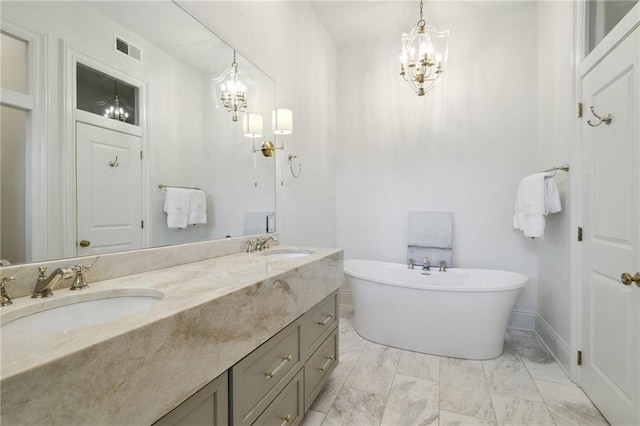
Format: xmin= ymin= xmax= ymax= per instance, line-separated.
xmin=1 ymin=275 xmax=16 ymax=307
xmin=408 ymin=258 xmax=415 ymax=269
xmin=70 ymin=264 xmax=91 ymax=291
xmin=246 ymin=239 xmax=257 ymax=253
xmin=37 ymin=266 xmax=48 ymax=280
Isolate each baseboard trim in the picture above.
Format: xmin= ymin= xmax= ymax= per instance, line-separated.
xmin=535 ymin=314 xmax=571 ymax=376
xmin=508 ymin=309 xmax=537 ymax=331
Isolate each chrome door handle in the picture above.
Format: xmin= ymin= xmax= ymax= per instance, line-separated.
xmin=621 ymin=272 xmax=640 ymax=287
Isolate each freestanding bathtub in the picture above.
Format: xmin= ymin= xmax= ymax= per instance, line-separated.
xmin=344 ymin=259 xmax=527 ymax=360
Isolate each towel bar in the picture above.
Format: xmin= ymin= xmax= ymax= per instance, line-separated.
xmin=158 ymin=184 xmax=201 ymax=190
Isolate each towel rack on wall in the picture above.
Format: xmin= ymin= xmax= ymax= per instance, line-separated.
xmin=158 ymin=184 xmax=202 ymax=190
xmin=539 ymin=164 xmax=570 ymax=174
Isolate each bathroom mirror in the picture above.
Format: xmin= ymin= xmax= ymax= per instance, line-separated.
xmin=0 ymin=1 xmax=276 ymax=265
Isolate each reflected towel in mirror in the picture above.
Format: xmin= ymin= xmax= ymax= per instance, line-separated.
xmin=163 ymin=188 xmax=190 ymax=229
xmin=188 ymin=190 xmax=207 ymax=225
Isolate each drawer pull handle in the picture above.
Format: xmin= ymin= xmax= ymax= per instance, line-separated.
xmin=265 ymin=355 xmax=292 ymax=380
xmin=280 ymin=414 xmax=292 ymax=426
xmin=317 ymin=313 xmax=334 ymax=326
xmin=316 ymin=356 xmax=334 ymax=372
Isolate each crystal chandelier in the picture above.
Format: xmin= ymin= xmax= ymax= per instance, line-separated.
xmin=212 ymin=50 xmax=255 ymax=122
xmin=100 ymin=81 xmax=130 ymax=123
xmin=399 ymin=0 xmax=449 ymax=96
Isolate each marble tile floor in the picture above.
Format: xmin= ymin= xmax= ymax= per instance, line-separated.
xmin=302 ymin=316 xmax=609 ymax=426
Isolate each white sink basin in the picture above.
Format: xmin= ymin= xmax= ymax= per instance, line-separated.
xmin=1 ymin=288 xmax=164 ymax=336
xmin=262 ymin=249 xmax=314 ymax=259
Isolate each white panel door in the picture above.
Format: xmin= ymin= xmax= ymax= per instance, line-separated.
xmin=581 ymin=27 xmax=639 ymax=426
xmin=76 ymin=122 xmax=142 ymax=256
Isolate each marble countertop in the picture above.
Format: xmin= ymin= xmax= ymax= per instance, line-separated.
xmin=0 ymin=246 xmax=343 ymax=425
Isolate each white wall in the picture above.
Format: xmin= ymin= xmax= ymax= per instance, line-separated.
xmin=178 ymin=1 xmax=338 ymax=247
xmin=535 ymin=0 xmax=575 ymax=372
xmin=335 ymin=1 xmax=540 ymax=322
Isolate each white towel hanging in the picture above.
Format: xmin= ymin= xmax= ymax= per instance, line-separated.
xmin=163 ymin=188 xmax=190 ymax=229
xmin=188 ymin=190 xmax=207 ymax=225
xmin=513 ymin=172 xmax=561 ymax=239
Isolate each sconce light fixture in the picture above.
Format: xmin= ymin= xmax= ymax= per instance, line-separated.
xmin=212 ymin=50 xmax=255 ymax=122
xmin=255 ymin=108 xmax=293 ymax=157
xmin=399 ymin=0 xmax=449 ymax=96
xmin=242 ymin=113 xmax=263 ymax=138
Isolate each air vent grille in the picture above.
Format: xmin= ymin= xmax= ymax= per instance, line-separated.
xmin=115 ymin=36 xmax=142 ymax=62
xmin=116 ymin=37 xmax=129 ymax=55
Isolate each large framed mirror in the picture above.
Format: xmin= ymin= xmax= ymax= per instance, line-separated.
xmin=0 ymin=1 xmax=276 ymax=266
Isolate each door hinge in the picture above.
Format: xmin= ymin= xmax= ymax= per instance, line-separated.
xmin=141 ymin=220 xmax=144 ymax=229
xmin=578 ymin=102 xmax=583 ymax=118
xmin=577 ymin=350 xmax=583 ymax=366
xmin=140 ymin=150 xmax=144 ymax=160
xmin=578 ymin=226 xmax=583 ymax=242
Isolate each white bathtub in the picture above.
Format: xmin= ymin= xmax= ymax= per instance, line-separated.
xmin=344 ymin=259 xmax=527 ymax=360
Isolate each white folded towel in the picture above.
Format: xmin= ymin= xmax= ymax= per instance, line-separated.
xmin=513 ymin=172 xmax=562 ymax=239
xmin=188 ymin=189 xmax=207 ymax=225
xmin=163 ymin=188 xmax=191 ymax=229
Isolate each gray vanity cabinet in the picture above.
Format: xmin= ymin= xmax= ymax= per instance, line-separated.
xmin=231 ymin=290 xmax=339 ymax=426
xmin=154 ymin=372 xmax=228 ymax=426
xmin=230 ymin=319 xmax=303 ymax=425
xmin=155 ymin=291 xmax=339 ymax=426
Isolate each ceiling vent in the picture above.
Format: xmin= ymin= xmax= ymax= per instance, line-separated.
xmin=115 ymin=36 xmax=141 ymax=62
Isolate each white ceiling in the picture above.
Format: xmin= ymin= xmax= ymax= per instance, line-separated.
xmin=308 ymin=1 xmax=418 ymax=45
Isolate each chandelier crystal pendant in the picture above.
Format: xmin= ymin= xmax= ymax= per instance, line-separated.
xmin=212 ymin=50 xmax=255 ymax=121
xmin=399 ymin=0 xmax=449 ymax=96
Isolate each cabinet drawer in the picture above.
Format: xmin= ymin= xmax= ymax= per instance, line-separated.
xmin=154 ymin=372 xmax=228 ymax=426
xmin=231 ymin=321 xmax=301 ymax=426
xmin=253 ymin=369 xmax=304 ymax=426
xmin=304 ymin=327 xmax=338 ymax=412
xmin=300 ymin=292 xmax=338 ymax=360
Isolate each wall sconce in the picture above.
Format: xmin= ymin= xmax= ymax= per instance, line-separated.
xmin=242 ymin=113 xmax=263 ymax=138
xmin=253 ymin=108 xmax=293 ymax=157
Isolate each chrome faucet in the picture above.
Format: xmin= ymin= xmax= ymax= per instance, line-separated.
xmin=439 ymin=260 xmax=447 ymax=272
xmin=408 ymin=258 xmax=415 ymax=270
xmin=32 ymin=266 xmax=75 ymax=298
xmin=422 ymin=257 xmax=431 ymax=271
xmin=256 ymin=235 xmax=278 ymax=251
xmin=1 ymin=275 xmax=15 ymax=306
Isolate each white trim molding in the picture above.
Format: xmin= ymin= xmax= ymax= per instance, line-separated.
xmin=536 ymin=313 xmax=572 ymax=378
xmin=507 ymin=309 xmax=536 ymax=332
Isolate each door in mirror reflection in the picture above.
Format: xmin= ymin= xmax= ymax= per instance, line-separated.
xmin=76 ymin=123 xmax=142 ymax=256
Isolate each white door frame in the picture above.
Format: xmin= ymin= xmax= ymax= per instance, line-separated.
xmin=571 ymin=2 xmax=640 ymax=385
xmin=0 ymin=18 xmax=48 ymax=263
xmin=62 ymin=44 xmax=149 ymax=257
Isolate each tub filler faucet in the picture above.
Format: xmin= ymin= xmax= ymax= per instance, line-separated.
xmin=422 ymin=257 xmax=431 ymax=271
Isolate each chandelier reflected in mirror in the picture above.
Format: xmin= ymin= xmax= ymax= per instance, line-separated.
xmin=212 ymin=50 xmax=255 ymax=121
xmin=399 ymin=0 xmax=449 ymax=96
